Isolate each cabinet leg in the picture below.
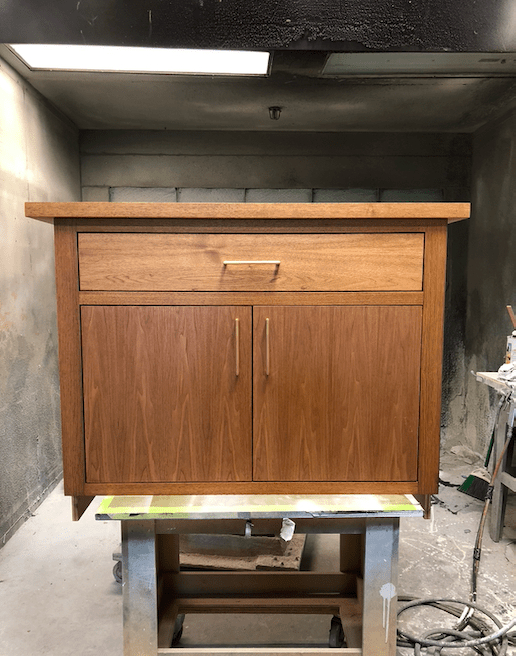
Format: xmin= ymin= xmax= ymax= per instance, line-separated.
xmin=122 ymin=520 xmax=158 ymax=656
xmin=362 ymin=518 xmax=399 ymax=656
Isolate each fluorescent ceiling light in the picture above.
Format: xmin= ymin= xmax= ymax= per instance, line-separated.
xmin=323 ymin=52 xmax=516 ymax=76
xmin=8 ymin=44 xmax=270 ymax=75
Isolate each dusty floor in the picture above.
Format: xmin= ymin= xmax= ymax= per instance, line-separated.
xmin=0 ymin=458 xmax=514 ymax=655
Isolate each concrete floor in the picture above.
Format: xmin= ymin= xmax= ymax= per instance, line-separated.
xmin=0 ymin=458 xmax=514 ymax=655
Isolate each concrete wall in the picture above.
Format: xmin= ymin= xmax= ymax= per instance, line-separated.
xmin=450 ymin=112 xmax=516 ymax=456
xmin=0 ymin=56 xmax=81 ymax=545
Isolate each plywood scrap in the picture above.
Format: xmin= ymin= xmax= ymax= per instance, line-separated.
xmin=179 ymin=534 xmax=306 ymax=571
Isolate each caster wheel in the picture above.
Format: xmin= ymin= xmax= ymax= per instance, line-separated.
xmin=171 ymin=614 xmax=185 ymax=647
xmin=328 ymin=615 xmax=345 ymax=648
xmin=113 ymin=560 xmax=122 ymax=584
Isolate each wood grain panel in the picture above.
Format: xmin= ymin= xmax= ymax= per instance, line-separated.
xmin=78 ymin=233 xmax=424 ymax=292
xmin=253 ymin=306 xmax=422 ymax=482
xmin=84 ymin=480 xmax=420 ymax=495
xmin=26 ymin=201 xmax=470 ymax=221
xmin=79 ymin=291 xmax=424 ymax=306
xmin=81 ymin=306 xmax=252 ymax=483
xmin=418 ymin=224 xmax=448 ymax=493
xmin=66 ymin=219 xmax=437 ymax=231
xmin=53 ymin=220 xmax=85 ymax=497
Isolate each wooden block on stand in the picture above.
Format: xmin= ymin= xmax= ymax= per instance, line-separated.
xmin=179 ymin=534 xmax=306 ymax=571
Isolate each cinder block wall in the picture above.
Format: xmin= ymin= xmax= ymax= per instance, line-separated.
xmin=80 ymin=129 xmax=472 ymax=453
xmin=81 ymin=131 xmax=470 ymax=199
xmin=0 ymin=57 xmax=81 ymax=545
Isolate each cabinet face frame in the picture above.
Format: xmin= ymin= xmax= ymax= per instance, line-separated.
xmin=45 ymin=205 xmax=466 ymax=498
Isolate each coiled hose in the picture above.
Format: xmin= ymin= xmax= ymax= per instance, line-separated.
xmin=397 ymin=392 xmax=515 ymax=654
xmin=397 ymin=597 xmax=516 ymax=655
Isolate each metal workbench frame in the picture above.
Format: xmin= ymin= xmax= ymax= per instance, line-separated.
xmin=475 ymin=372 xmax=516 ymax=542
xmin=96 ymin=494 xmax=423 ymax=656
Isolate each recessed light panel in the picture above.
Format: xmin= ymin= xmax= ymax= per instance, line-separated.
xmin=323 ymin=52 xmax=516 ymax=76
xmin=8 ymin=44 xmax=270 ymax=75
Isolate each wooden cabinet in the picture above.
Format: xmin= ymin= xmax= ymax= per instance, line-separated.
xmin=25 ymin=201 xmax=469 ymax=508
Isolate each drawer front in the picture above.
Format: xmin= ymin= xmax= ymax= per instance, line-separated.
xmin=78 ymin=233 xmax=424 ymax=292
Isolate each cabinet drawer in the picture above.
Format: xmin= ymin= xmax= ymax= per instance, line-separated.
xmin=78 ymin=233 xmax=424 ymax=292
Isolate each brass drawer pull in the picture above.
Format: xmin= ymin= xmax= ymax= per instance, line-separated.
xmin=265 ymin=318 xmax=270 ymax=376
xmin=235 ymin=318 xmax=240 ymax=377
xmin=223 ymin=260 xmax=280 ymax=266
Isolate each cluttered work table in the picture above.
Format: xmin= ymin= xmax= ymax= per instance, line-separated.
xmin=96 ymin=493 xmax=423 ymax=656
xmin=472 ymin=306 xmax=516 ymax=541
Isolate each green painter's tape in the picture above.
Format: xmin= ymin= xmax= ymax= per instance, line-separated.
xmin=96 ymin=493 xmax=421 ymax=518
xmin=96 ymin=496 xmax=115 ymax=514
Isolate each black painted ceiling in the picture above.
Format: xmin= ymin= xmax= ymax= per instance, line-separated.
xmin=2 ymin=0 xmax=516 ymax=52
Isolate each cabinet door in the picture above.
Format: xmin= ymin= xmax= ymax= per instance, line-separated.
xmin=81 ymin=306 xmax=252 ymax=483
xmin=253 ymin=306 xmax=422 ymax=482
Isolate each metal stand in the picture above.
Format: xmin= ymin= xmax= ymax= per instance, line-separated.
xmin=475 ymin=373 xmax=516 ymax=542
xmin=96 ymin=495 xmax=422 ymax=656
xmin=490 ymin=391 xmax=516 ymax=542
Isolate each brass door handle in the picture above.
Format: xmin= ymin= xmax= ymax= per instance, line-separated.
xmin=223 ymin=260 xmax=280 ymax=266
xmin=265 ymin=318 xmax=270 ymax=376
xmin=235 ymin=318 xmax=240 ymax=377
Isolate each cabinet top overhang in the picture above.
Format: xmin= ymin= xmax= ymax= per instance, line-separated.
xmin=25 ymin=201 xmax=470 ymax=224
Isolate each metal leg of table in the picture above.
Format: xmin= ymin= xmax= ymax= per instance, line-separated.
xmin=120 ymin=517 xmax=401 ymax=655
xmin=491 ymin=481 xmax=509 ymax=543
xmin=362 ymin=518 xmax=399 ymax=656
xmin=122 ymin=520 xmax=158 ymax=656
xmin=490 ymin=404 xmax=513 ymax=543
